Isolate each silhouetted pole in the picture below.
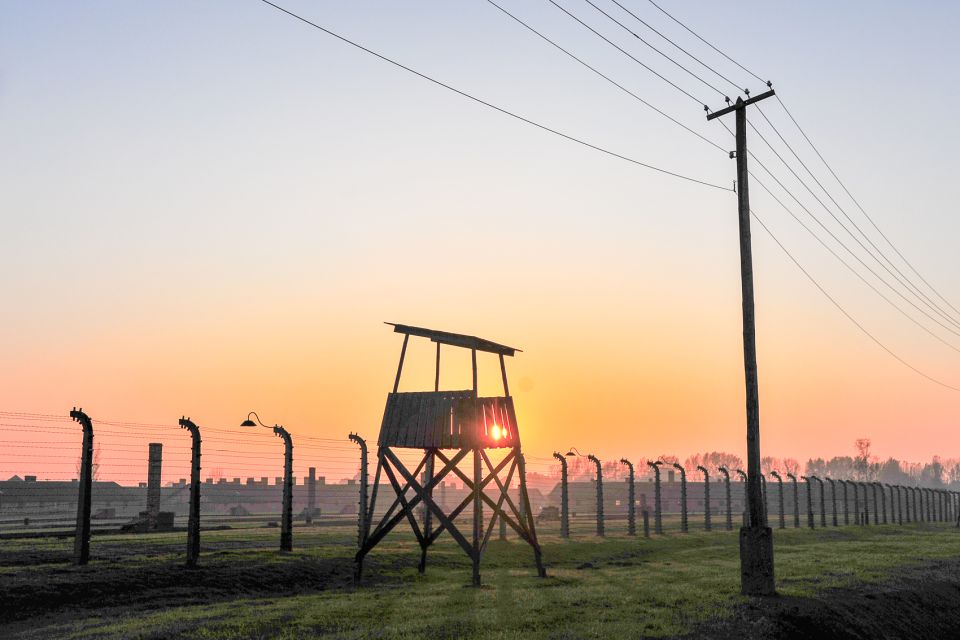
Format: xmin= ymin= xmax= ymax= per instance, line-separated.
xmin=698 ymin=465 xmax=712 ymax=531
xmin=876 ymin=483 xmax=887 ymax=524
xmin=70 ymin=408 xmax=94 ymax=565
xmin=913 ymin=487 xmax=920 ymax=522
xmin=718 ymin=466 xmax=732 ymax=530
xmin=735 ymin=469 xmax=748 ymax=525
xmin=801 ymin=476 xmax=815 ymax=529
xmin=278 ymin=427 xmax=293 ymax=551
xmin=838 ymin=480 xmax=850 ymax=525
xmin=894 ymin=485 xmax=903 ymax=525
xmin=870 ymin=483 xmax=879 ymax=525
xmin=786 ymin=473 xmax=800 ymax=528
xmin=588 ymin=454 xmax=604 ymax=537
xmin=811 ymin=476 xmax=826 ymax=528
xmin=648 ymin=461 xmax=663 ymax=534
xmin=553 ymin=452 xmax=569 ymax=538
xmin=621 ymin=458 xmax=636 ymax=536
xmin=769 ymin=471 xmax=785 ymax=529
xmin=179 ymin=416 xmax=202 ymax=568
xmin=349 ymin=433 xmax=368 ymax=548
xmin=825 ymin=478 xmax=838 ymax=527
xmin=673 ymin=463 xmax=688 ymax=533
xmin=306 ymin=467 xmax=316 ymax=526
xmin=864 ymin=482 xmax=871 ymax=524
xmin=904 ymin=486 xmax=912 ymax=523
xmin=707 ymin=88 xmax=778 ymax=597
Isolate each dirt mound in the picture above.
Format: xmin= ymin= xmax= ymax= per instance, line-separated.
xmin=686 ymin=559 xmax=960 ymax=640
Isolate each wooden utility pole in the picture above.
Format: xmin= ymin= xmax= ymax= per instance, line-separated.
xmin=707 ymin=88 xmax=776 ymax=596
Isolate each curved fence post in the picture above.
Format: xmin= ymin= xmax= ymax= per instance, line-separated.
xmin=825 ymin=478 xmax=838 ymax=527
xmin=553 ymin=453 xmax=569 ymax=538
xmin=179 ymin=416 xmax=202 ymax=568
xmin=621 ymin=458 xmax=636 ymax=536
xmin=648 ymin=461 xmax=663 ymax=534
xmin=877 ymin=483 xmax=887 ymax=524
xmin=673 ymin=463 xmax=688 ymax=533
xmin=735 ymin=469 xmax=748 ymax=525
xmin=801 ymin=476 xmax=815 ymax=529
xmin=588 ymin=455 xmax=604 ymax=537
xmin=770 ymin=472 xmax=785 ymax=529
xmin=70 ymin=408 xmax=94 ymax=565
xmin=348 ymin=434 xmax=369 ymax=549
xmin=811 ymin=477 xmax=826 ymax=528
xmin=786 ymin=473 xmax=800 ymax=528
xmin=718 ymin=466 xmax=732 ymax=530
xmin=838 ymin=480 xmax=849 ymax=525
xmin=698 ymin=466 xmax=712 ymax=531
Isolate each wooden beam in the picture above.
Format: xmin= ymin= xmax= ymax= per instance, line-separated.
xmin=706 ymin=89 xmax=776 ymax=121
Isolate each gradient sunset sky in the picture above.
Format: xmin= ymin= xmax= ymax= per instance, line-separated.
xmin=1 ymin=1 xmax=958 ymax=481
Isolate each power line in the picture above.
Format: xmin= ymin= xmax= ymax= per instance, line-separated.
xmin=753 ymin=103 xmax=960 ymax=331
xmin=545 ymin=0 xmax=707 ymax=108
xmin=751 ymin=210 xmax=960 ymax=393
xmin=579 ymin=0 xmax=729 ymax=100
xmin=256 ymin=0 xmax=730 ymax=191
xmin=606 ymin=0 xmax=744 ymax=94
xmin=643 ymin=0 xmax=767 ymax=85
xmin=484 ymin=0 xmax=727 ymax=154
xmin=774 ymin=93 xmax=960 ymax=319
xmin=745 ymin=117 xmax=960 ymax=335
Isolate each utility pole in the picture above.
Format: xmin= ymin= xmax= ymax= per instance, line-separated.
xmin=707 ymin=88 xmax=776 ymax=596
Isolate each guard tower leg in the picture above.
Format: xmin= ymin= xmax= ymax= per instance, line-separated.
xmin=472 ymin=447 xmax=482 ymax=586
xmin=517 ymin=449 xmax=547 ymax=578
xmin=418 ymin=450 xmax=434 ymax=574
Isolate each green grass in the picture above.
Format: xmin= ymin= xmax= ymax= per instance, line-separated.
xmin=3 ymin=519 xmax=960 ymax=639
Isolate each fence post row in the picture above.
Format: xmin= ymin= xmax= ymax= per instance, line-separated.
xmin=178 ymin=416 xmax=201 ymax=568
xmin=553 ymin=452 xmax=569 ymax=538
xmin=621 ymin=458 xmax=636 ymax=536
xmin=769 ymin=471 xmax=785 ymax=529
xmin=673 ymin=463 xmax=688 ymax=534
xmin=698 ymin=466 xmax=711 ymax=531
xmin=70 ymin=408 xmax=94 ymax=566
xmin=587 ymin=455 xmax=604 ymax=537
xmin=648 ymin=461 xmax=663 ymax=535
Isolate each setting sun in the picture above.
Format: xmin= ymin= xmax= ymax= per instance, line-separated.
xmin=490 ymin=424 xmax=502 ymax=440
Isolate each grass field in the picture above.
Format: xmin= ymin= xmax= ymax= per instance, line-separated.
xmin=2 ymin=518 xmax=960 ymax=639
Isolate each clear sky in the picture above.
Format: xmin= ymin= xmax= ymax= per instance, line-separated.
xmin=1 ymin=1 xmax=958 ymax=482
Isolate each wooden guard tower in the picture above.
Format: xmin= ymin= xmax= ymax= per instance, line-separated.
xmin=355 ymin=323 xmax=546 ymax=586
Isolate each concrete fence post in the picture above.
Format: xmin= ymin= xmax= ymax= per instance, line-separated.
xmin=825 ymin=478 xmax=838 ymax=527
xmin=348 ymin=433 xmax=368 ymax=548
xmin=648 ymin=461 xmax=663 ymax=534
xmin=178 ymin=416 xmax=202 ymax=568
xmin=801 ymin=476 xmax=815 ymax=529
xmin=621 ymin=458 xmax=636 ymax=536
xmin=276 ymin=426 xmax=294 ymax=552
xmin=553 ymin=453 xmax=569 ymax=538
xmin=786 ymin=473 xmax=800 ymax=528
xmin=588 ymin=454 xmax=604 ymax=537
xmin=718 ymin=466 xmax=732 ymax=531
xmin=698 ymin=466 xmax=712 ymax=531
xmin=70 ymin=408 xmax=94 ymax=565
xmin=877 ymin=483 xmax=887 ymax=524
xmin=735 ymin=469 xmax=748 ymax=525
xmin=811 ymin=476 xmax=826 ymax=528
xmin=673 ymin=463 xmax=688 ymax=533
xmin=838 ymin=480 xmax=849 ymax=525
xmin=770 ymin=471 xmax=785 ymax=529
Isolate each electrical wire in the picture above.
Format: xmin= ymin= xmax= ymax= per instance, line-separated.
xmin=753 ymin=104 xmax=960 ymax=331
xmin=751 ymin=210 xmax=960 ymax=392
xmin=256 ymin=0 xmax=730 ymax=191
xmin=606 ymin=0 xmax=745 ymax=94
xmin=643 ymin=0 xmax=767 ymax=85
xmin=774 ymin=93 xmax=960 ymax=319
xmin=485 ymin=0 xmax=727 ymax=154
xmin=580 ymin=0 xmax=729 ymax=100
xmin=546 ymin=0 xmax=707 ymax=107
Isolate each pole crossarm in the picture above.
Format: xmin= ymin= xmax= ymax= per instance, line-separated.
xmin=707 ymin=89 xmax=776 ymax=120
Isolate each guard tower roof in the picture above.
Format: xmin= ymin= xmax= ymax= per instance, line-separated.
xmin=385 ymin=322 xmax=520 ymax=356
